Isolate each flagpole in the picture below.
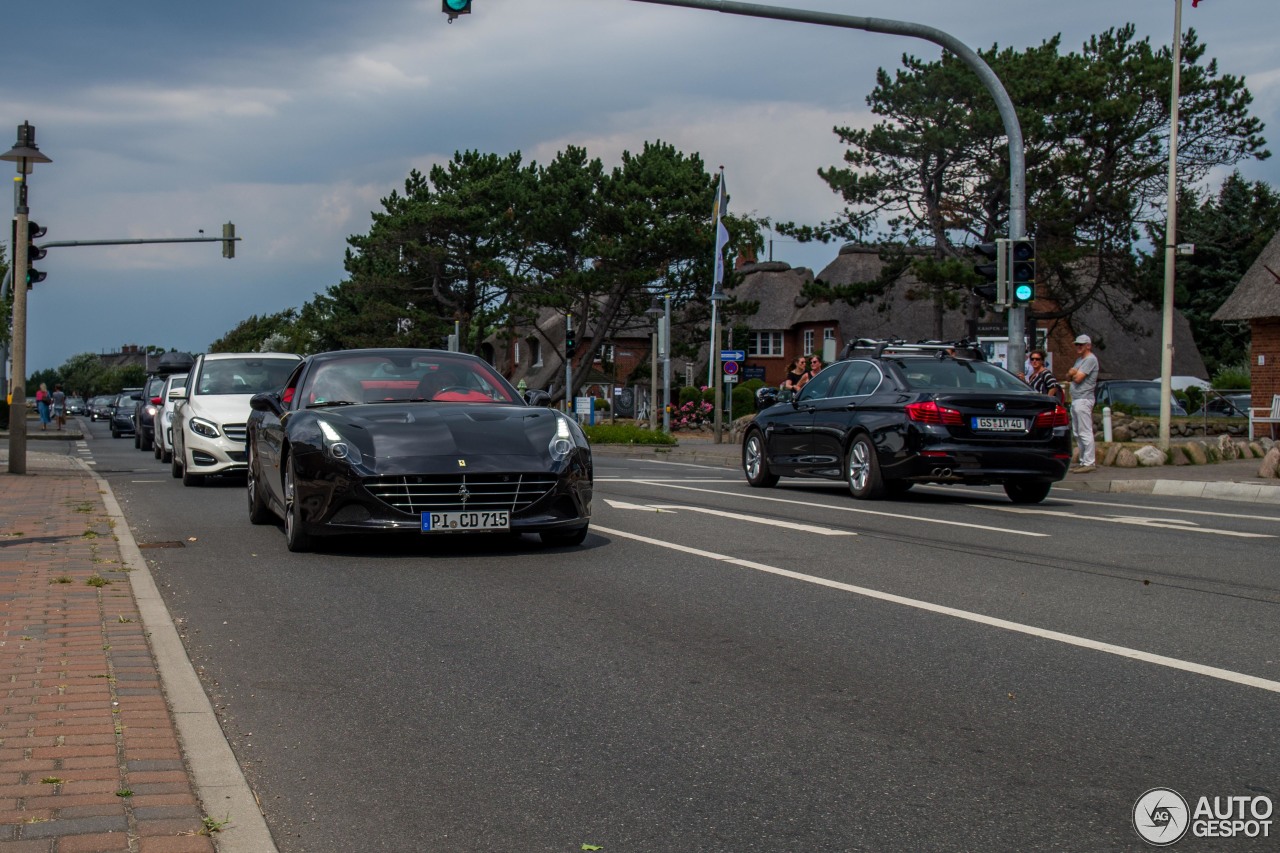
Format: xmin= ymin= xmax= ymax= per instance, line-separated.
xmin=711 ymin=167 xmax=727 ymax=444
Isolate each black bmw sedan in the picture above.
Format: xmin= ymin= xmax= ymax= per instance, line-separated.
xmin=245 ymin=348 xmax=593 ymax=552
xmin=742 ymin=342 xmax=1071 ymax=503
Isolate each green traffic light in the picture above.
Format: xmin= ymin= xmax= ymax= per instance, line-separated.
xmin=1014 ymin=284 xmax=1033 ymax=302
xmin=444 ymin=0 xmax=468 ymax=7
xmin=443 ymin=0 xmax=471 ymax=14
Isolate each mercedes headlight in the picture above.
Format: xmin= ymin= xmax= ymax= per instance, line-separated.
xmin=189 ymin=417 xmax=221 ymax=439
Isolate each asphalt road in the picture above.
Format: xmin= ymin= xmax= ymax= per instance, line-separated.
xmin=77 ymin=421 xmax=1279 ymax=852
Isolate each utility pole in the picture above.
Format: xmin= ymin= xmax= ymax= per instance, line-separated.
xmin=1157 ymin=0 xmax=1184 ymax=450
xmin=626 ymin=0 xmax=1029 ymax=369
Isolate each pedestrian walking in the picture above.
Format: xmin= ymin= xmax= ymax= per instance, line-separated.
xmin=51 ymin=384 xmax=67 ymax=430
xmin=35 ymin=383 xmax=50 ymax=430
xmin=1065 ymin=335 xmax=1099 ymax=471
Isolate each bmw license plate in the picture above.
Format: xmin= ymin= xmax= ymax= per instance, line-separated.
xmin=973 ymin=416 xmax=1027 ymax=432
xmin=421 ymin=511 xmax=510 ymax=533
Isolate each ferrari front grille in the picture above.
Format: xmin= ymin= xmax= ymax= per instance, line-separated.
xmin=364 ymin=473 xmax=559 ymax=515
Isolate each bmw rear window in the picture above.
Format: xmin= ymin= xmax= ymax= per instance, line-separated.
xmin=896 ymin=358 xmax=1028 ymax=391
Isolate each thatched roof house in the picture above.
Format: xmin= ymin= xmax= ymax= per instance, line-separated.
xmin=729 ymin=245 xmax=1206 ymax=383
xmin=1212 ymin=228 xmax=1280 ymax=409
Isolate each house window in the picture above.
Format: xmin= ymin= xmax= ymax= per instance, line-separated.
xmin=748 ymin=332 xmax=784 ymax=357
xmin=594 ymin=344 xmax=615 ymax=364
xmin=824 ymin=327 xmax=835 ymax=342
xmin=803 ymin=330 xmax=815 ymax=355
xmin=513 ymin=342 xmax=521 ymax=366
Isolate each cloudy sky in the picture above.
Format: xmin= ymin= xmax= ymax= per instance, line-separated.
xmin=5 ymin=0 xmax=1277 ymax=373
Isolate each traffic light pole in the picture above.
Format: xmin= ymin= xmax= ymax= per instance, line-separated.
xmin=626 ymin=0 xmax=1030 ymax=369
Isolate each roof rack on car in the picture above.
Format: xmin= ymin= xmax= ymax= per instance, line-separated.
xmin=839 ymin=337 xmax=987 ymax=362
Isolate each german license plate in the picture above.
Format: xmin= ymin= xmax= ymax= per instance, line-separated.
xmin=421 ymin=511 xmax=510 ymax=533
xmin=972 ymin=416 xmax=1027 ymax=431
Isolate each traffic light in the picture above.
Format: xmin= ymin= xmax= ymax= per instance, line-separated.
xmin=27 ymin=221 xmax=47 ymax=288
xmin=222 ymin=222 xmax=236 ymax=259
xmin=1009 ymin=239 xmax=1035 ymax=305
xmin=972 ymin=239 xmax=1007 ymax=306
xmin=565 ymin=326 xmax=577 ymax=359
xmin=442 ymin=0 xmax=471 ymax=20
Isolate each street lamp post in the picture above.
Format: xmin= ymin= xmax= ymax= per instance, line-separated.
xmin=645 ymin=297 xmax=670 ymax=433
xmin=2 ymin=122 xmax=53 ymax=476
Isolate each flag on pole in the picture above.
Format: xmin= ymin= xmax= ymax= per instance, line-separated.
xmin=712 ymin=169 xmax=729 ymax=291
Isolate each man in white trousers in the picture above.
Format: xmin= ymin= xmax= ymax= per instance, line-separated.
xmin=1065 ymin=334 xmax=1100 ymax=472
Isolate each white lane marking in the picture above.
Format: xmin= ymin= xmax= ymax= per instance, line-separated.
xmin=592 ymin=524 xmax=1280 ymax=694
xmin=603 ymin=498 xmax=855 ymax=536
xmin=628 ymin=480 xmax=1048 ymax=537
xmin=975 ymin=504 xmax=1274 ymax=538
xmin=596 ymin=478 xmax=737 ymax=483
xmin=918 ymin=483 xmax=1280 ymax=524
xmin=622 ymin=458 xmax=730 ymax=469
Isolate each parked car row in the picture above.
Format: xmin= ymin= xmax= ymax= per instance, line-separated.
xmin=103 ymin=348 xmax=594 ymax=554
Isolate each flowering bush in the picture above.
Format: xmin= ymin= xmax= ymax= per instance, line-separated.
xmin=671 ymin=398 xmax=714 ymax=429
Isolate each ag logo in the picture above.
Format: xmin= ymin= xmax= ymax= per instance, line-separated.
xmin=1134 ymin=788 xmax=1190 ymax=846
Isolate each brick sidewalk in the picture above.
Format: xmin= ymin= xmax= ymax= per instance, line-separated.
xmin=0 ymin=463 xmax=215 ymax=853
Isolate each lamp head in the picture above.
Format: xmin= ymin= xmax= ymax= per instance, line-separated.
xmin=0 ymin=122 xmax=53 ymax=174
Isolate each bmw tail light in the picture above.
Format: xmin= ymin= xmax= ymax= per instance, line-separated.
xmin=905 ymin=401 xmax=963 ymax=425
xmin=1033 ymin=405 xmax=1070 ymax=428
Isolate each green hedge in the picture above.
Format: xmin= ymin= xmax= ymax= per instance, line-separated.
xmin=582 ymin=423 xmax=677 ymax=446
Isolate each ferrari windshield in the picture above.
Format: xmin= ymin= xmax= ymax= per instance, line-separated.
xmin=301 ymin=352 xmax=520 ymax=407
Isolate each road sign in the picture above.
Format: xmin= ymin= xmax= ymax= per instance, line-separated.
xmin=722 ymin=360 xmax=739 ymax=375
xmin=720 ymin=350 xmax=745 ymax=361
xmin=724 ymin=373 xmax=738 ymax=383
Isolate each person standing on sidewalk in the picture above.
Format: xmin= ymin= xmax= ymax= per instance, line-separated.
xmin=35 ymin=383 xmax=51 ymax=430
xmin=51 ymin=384 xmax=67 ymax=430
xmin=1065 ymin=335 xmax=1099 ymax=471
xmin=1022 ymin=349 xmax=1064 ymax=404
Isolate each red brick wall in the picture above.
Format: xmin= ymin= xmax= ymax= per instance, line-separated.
xmin=1250 ymin=319 xmax=1280 ymax=410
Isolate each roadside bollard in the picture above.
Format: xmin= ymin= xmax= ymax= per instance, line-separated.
xmin=1102 ymin=405 xmax=1113 ymax=443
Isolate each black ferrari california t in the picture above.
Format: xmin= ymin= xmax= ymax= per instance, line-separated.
xmin=742 ymin=341 xmax=1072 ymax=503
xmin=246 ymin=348 xmax=592 ymax=552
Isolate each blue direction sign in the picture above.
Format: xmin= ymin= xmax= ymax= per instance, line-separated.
xmin=720 ymin=350 xmax=745 ymax=361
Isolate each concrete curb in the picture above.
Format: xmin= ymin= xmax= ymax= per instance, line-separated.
xmin=1068 ymin=477 xmax=1280 ymax=504
xmin=80 ymin=457 xmax=279 ymax=853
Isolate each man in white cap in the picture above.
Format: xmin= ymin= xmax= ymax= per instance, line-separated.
xmin=1065 ymin=334 xmax=1099 ymax=471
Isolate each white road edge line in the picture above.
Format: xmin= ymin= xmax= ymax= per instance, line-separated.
xmin=592 ymin=524 xmax=1280 ymax=695
xmin=631 ymin=480 xmax=1048 ymax=537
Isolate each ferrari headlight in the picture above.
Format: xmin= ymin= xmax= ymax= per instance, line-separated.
xmin=319 ymin=419 xmax=362 ymax=465
xmin=189 ymin=417 xmax=221 ymax=439
xmin=549 ymin=414 xmax=576 ymax=462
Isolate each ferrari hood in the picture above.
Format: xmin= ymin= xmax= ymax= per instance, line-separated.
xmin=317 ymin=403 xmax=557 ymax=460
